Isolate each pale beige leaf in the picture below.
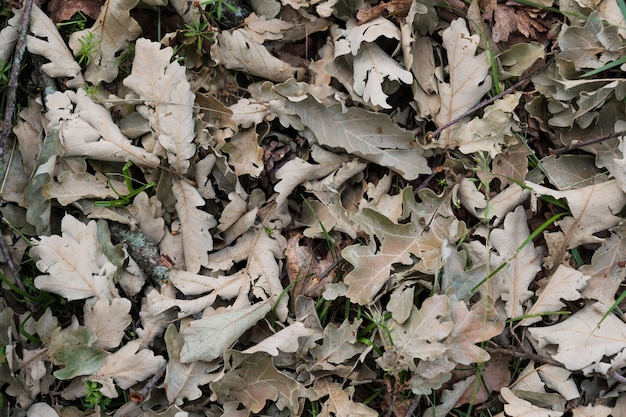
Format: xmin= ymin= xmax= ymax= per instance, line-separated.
xmin=84 ymin=298 xmax=132 ymax=349
xmin=89 ymin=340 xmax=166 ymax=398
xmin=164 ymin=324 xmax=221 ymax=405
xmin=537 ymin=365 xmax=579 ymax=401
xmin=243 ymin=322 xmax=318 ymax=356
xmin=501 ymin=388 xmax=564 ymax=417
xmin=519 ymin=265 xmax=588 ymax=326
xmin=123 ymin=38 xmax=196 ymax=174
xmin=210 ymin=351 xmax=310 ymax=414
xmin=283 ymin=95 xmax=430 ymax=180
xmin=353 ymin=42 xmax=412 ymax=109
xmin=45 ymin=89 xmax=160 ymax=166
xmin=172 ymin=179 xmax=216 ymax=274
xmin=42 ymin=172 xmax=125 ymax=206
xmin=31 ymin=215 xmax=117 ymax=301
xmin=180 ymin=302 xmax=271 ymax=363
xmin=26 ymin=5 xmax=84 ymax=88
xmin=387 ymin=295 xmax=453 ymax=370
xmin=526 ymin=180 xmax=626 ymax=248
xmin=313 ymin=379 xmax=378 ymax=417
xmin=69 ymin=0 xmax=142 ymax=83
xmin=212 ymin=28 xmax=304 ymax=82
xmin=487 ymin=206 xmax=544 ymax=319
xmin=435 ymin=18 xmax=492 ymax=147
xmin=222 ymin=128 xmax=264 ymax=177
xmin=454 ymin=93 xmax=521 ymax=155
xmin=529 ymin=303 xmax=626 ymax=372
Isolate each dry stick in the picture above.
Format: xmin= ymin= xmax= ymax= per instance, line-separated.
xmin=551 ymin=130 xmax=626 ymax=155
xmin=0 ymin=0 xmax=35 ymax=295
xmin=428 ymin=61 xmax=550 ymax=140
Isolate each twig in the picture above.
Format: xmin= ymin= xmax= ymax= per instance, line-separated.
xmin=428 ymin=60 xmax=550 ymax=140
xmin=130 ymin=363 xmax=167 ymax=402
xmin=0 ymin=0 xmax=35 ymax=296
xmin=486 ymin=346 xmax=564 ymax=367
xmin=405 ymin=394 xmax=421 ymax=417
xmin=551 ymin=130 xmax=625 ymax=155
xmin=108 ymin=222 xmax=171 ymax=287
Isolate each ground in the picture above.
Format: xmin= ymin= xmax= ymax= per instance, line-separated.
xmin=0 ymin=0 xmax=626 ymax=416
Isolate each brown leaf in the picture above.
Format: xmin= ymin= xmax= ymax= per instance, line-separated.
xmin=47 ymin=0 xmax=104 ymax=23
xmin=356 ymin=0 xmax=412 ymax=25
xmin=285 ymin=230 xmax=336 ymax=298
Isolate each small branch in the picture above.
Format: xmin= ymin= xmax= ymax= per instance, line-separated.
xmin=130 ymin=363 xmax=167 ymax=402
xmin=486 ymin=346 xmax=564 ymax=367
xmin=551 ymin=130 xmax=625 ymax=155
xmin=109 ymin=222 xmax=170 ymax=287
xmin=405 ymin=394 xmax=421 ymax=417
xmin=428 ymin=60 xmax=550 ymax=140
xmin=0 ymin=0 xmax=35 ymax=297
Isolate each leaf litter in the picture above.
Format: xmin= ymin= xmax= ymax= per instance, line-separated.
xmin=2 ymin=0 xmax=626 ymax=416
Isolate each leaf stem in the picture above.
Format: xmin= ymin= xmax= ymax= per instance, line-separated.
xmin=551 ymin=130 xmax=626 ymax=155
xmin=428 ymin=60 xmax=550 ymax=140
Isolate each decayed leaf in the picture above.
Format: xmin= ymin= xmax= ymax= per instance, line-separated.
xmin=342 ymin=208 xmax=423 ymax=304
xmin=24 ymin=130 xmax=62 ymax=236
xmin=69 ymin=0 xmax=142 ymax=83
xmin=89 ymin=340 xmax=166 ymax=398
xmin=179 ymin=301 xmax=272 ymax=363
xmin=31 ymin=215 xmax=117 ymax=301
xmin=434 ymin=18 xmax=492 ymax=147
xmin=274 ymin=146 xmax=346 ymax=207
xmin=211 ymin=351 xmax=310 ymax=414
xmin=44 ymin=89 xmax=160 ymax=166
xmin=222 ymin=128 xmax=264 ymax=177
xmin=454 ymin=93 xmax=521 ymax=156
xmin=529 ymin=302 xmax=626 ymax=373
xmin=172 ymin=179 xmax=216 ymax=274
xmin=580 ymin=223 xmax=626 ymax=304
xmin=47 ymin=327 xmax=107 ymax=380
xmin=164 ymin=325 xmax=221 ymax=405
xmin=385 ymin=295 xmax=454 ymax=370
xmin=243 ymin=322 xmax=318 ymax=356
xmin=26 ymin=5 xmax=84 ymax=88
xmin=212 ymin=28 xmax=305 ymax=82
xmin=501 ymin=388 xmax=564 ymax=417
xmin=527 ymin=180 xmax=626 ymax=249
xmin=123 ymin=38 xmax=196 ymax=174
xmin=313 ymin=378 xmax=378 ymax=417
xmin=42 ymin=171 xmax=126 ymax=206
xmin=519 ymin=265 xmax=588 ymax=326
xmin=486 ymin=206 xmax=544 ymax=319
xmin=283 ymin=94 xmax=429 ymax=180
xmin=309 ymin=319 xmax=367 ymax=369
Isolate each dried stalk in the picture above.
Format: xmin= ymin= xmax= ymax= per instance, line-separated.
xmin=0 ymin=0 xmax=35 ymax=295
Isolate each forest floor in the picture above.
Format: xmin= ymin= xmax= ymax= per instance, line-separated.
xmin=1 ymin=0 xmax=626 ymax=416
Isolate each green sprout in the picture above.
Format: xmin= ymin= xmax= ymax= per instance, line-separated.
xmin=183 ymin=19 xmax=215 ymax=53
xmin=84 ymin=381 xmax=112 ymax=410
xmin=77 ymin=32 xmax=100 ymax=67
xmin=56 ymin=11 xmax=89 ymax=31
xmin=202 ymin=0 xmax=240 ymax=21
xmin=95 ymin=161 xmax=156 ymax=207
